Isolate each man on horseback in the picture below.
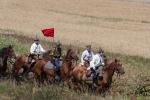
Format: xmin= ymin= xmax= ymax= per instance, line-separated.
xmin=80 ymin=45 xmax=94 ymax=67
xmin=29 ymin=38 xmax=45 ymax=63
xmin=87 ymin=48 xmax=105 ymax=85
xmin=51 ymin=41 xmax=62 ymax=76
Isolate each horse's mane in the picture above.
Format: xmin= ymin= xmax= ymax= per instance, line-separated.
xmin=65 ymin=48 xmax=72 ymax=60
xmin=104 ymin=60 xmax=116 ymax=71
xmin=0 ymin=47 xmax=9 ymax=57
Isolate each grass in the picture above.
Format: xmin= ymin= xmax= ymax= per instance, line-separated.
xmin=0 ymin=81 xmax=131 ymax=100
xmin=0 ymin=34 xmax=28 ymax=55
xmin=0 ymin=34 xmax=150 ymax=100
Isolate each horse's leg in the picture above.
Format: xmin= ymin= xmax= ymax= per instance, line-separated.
xmin=67 ymin=79 xmax=72 ymax=89
xmin=46 ymin=74 xmax=53 ymax=85
xmin=40 ymin=71 xmax=45 ymax=84
xmin=73 ymin=82 xmax=82 ymax=92
xmin=34 ymin=70 xmax=42 ymax=86
xmin=2 ymin=58 xmax=7 ymax=76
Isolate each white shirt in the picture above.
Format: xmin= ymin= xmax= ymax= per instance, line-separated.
xmin=30 ymin=43 xmax=45 ymax=54
xmin=87 ymin=53 xmax=104 ymax=70
xmin=80 ymin=50 xmax=94 ymax=65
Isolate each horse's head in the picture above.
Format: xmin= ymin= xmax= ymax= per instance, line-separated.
xmin=84 ymin=60 xmax=90 ymax=67
xmin=104 ymin=58 xmax=109 ymax=66
xmin=43 ymin=50 xmax=53 ymax=61
xmin=6 ymin=45 xmax=16 ymax=59
xmin=65 ymin=48 xmax=78 ymax=61
xmin=113 ymin=59 xmax=125 ymax=75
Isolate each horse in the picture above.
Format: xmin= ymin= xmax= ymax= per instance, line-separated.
xmin=33 ymin=48 xmax=78 ymax=84
xmin=60 ymin=48 xmax=78 ymax=81
xmin=13 ymin=50 xmax=52 ymax=83
xmin=72 ymin=59 xmax=125 ymax=92
xmin=60 ymin=48 xmax=78 ymax=87
xmin=13 ymin=54 xmax=31 ymax=82
xmin=0 ymin=45 xmax=16 ymax=76
xmin=32 ymin=50 xmax=56 ymax=84
xmin=96 ymin=59 xmax=125 ymax=92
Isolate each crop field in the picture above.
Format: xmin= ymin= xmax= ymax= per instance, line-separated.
xmin=1 ymin=0 xmax=150 ymax=58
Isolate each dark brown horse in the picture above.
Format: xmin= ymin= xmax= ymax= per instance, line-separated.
xmin=72 ymin=59 xmax=125 ymax=92
xmin=0 ymin=45 xmax=16 ymax=76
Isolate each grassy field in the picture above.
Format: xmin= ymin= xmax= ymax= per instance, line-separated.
xmin=1 ymin=0 xmax=150 ymax=58
xmin=0 ymin=0 xmax=150 ymax=99
xmin=0 ymin=34 xmax=150 ymax=100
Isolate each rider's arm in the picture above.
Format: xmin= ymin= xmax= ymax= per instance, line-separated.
xmin=30 ymin=43 xmax=35 ymax=54
xmin=90 ymin=51 xmax=94 ymax=61
xmin=97 ymin=56 xmax=105 ymax=66
xmin=93 ymin=55 xmax=100 ymax=66
xmin=39 ymin=44 xmax=45 ymax=52
xmin=100 ymin=57 xmax=105 ymax=66
xmin=81 ymin=51 xmax=86 ymax=64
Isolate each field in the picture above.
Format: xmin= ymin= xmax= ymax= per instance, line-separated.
xmin=1 ymin=0 xmax=150 ymax=58
xmin=0 ymin=34 xmax=150 ymax=100
xmin=0 ymin=0 xmax=150 ymax=99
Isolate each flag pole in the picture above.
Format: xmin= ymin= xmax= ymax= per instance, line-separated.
xmin=52 ymin=30 xmax=55 ymax=48
xmin=52 ymin=36 xmax=54 ymax=47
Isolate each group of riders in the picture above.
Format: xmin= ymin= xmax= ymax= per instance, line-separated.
xmin=28 ymin=38 xmax=106 ymax=82
xmin=0 ymin=37 xmax=125 ymax=92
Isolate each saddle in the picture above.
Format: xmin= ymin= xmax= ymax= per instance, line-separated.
xmin=86 ymin=67 xmax=103 ymax=82
xmin=28 ymin=54 xmax=42 ymax=64
xmin=44 ymin=61 xmax=54 ymax=71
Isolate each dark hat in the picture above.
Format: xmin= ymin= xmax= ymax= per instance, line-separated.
xmin=86 ymin=45 xmax=91 ymax=48
xmin=56 ymin=41 xmax=61 ymax=46
xmin=34 ymin=38 xmax=39 ymax=41
xmin=98 ymin=48 xmax=104 ymax=53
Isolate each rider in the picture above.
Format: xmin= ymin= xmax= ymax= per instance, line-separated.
xmin=29 ymin=38 xmax=45 ymax=63
xmin=52 ymin=41 xmax=62 ymax=76
xmin=80 ymin=45 xmax=94 ymax=66
xmin=87 ymin=48 xmax=105 ymax=83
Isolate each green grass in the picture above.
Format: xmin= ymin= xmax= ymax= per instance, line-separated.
xmin=0 ymin=34 xmax=150 ymax=100
xmin=0 ymin=34 xmax=28 ymax=55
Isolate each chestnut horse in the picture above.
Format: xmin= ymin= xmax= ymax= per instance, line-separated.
xmin=96 ymin=59 xmax=125 ymax=92
xmin=13 ymin=50 xmax=52 ymax=83
xmin=33 ymin=48 xmax=78 ymax=84
xmin=13 ymin=54 xmax=38 ymax=83
xmin=60 ymin=48 xmax=78 ymax=86
xmin=72 ymin=59 xmax=125 ymax=92
xmin=32 ymin=50 xmax=57 ymax=84
xmin=13 ymin=54 xmax=28 ymax=77
xmin=33 ymin=59 xmax=55 ymax=84
xmin=0 ymin=45 xmax=16 ymax=76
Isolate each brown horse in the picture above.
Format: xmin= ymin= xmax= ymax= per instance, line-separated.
xmin=13 ymin=54 xmax=28 ymax=77
xmin=32 ymin=50 xmax=56 ymax=84
xmin=33 ymin=59 xmax=55 ymax=84
xmin=72 ymin=59 xmax=125 ymax=92
xmin=13 ymin=50 xmax=52 ymax=83
xmin=96 ymin=59 xmax=125 ymax=92
xmin=13 ymin=53 xmax=37 ymax=83
xmin=0 ymin=45 xmax=16 ymax=76
xmin=60 ymin=48 xmax=78 ymax=86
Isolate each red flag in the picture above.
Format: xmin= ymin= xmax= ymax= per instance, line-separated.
xmin=42 ymin=28 xmax=54 ymax=37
